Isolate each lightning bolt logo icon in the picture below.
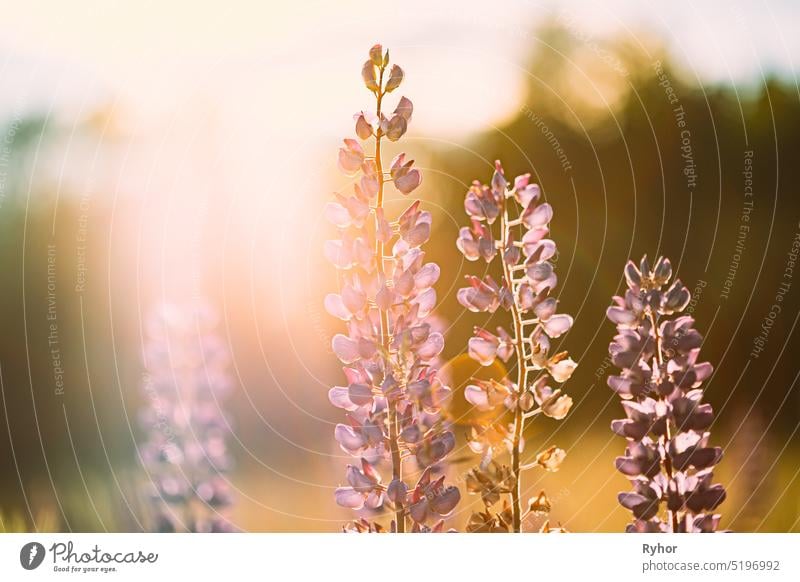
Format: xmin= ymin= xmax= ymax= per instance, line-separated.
xmin=28 ymin=544 xmax=38 ymax=566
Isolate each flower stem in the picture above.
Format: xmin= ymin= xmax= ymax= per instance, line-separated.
xmin=372 ymin=66 xmax=405 ymax=533
xmin=501 ymin=197 xmax=526 ymax=533
xmin=650 ymin=309 xmax=679 ymax=533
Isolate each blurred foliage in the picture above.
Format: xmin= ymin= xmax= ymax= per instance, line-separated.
xmin=424 ymin=24 xmax=800 ymax=435
xmin=420 ymin=24 xmax=800 ymax=531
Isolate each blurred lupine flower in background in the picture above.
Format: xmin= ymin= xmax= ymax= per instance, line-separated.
xmin=457 ymin=162 xmax=576 ymax=532
xmin=325 ymin=44 xmax=460 ymax=533
xmin=138 ymin=301 xmax=236 ymax=532
xmin=606 ymin=256 xmax=727 ymax=532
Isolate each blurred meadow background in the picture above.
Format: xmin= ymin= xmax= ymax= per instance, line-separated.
xmin=0 ymin=0 xmax=799 ymax=532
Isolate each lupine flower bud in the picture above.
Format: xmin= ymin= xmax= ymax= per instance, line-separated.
xmin=369 ymin=44 xmax=384 ymax=67
xmin=362 ymin=60 xmax=379 ymax=92
xmin=355 ymin=113 xmax=372 ymax=139
xmin=337 ymin=139 xmax=365 ymax=175
xmin=384 ymin=64 xmax=404 ymax=92
xmin=385 ymin=114 xmax=407 ymax=141
xmin=389 ymin=152 xmax=422 ymax=194
xmin=394 ymin=96 xmax=413 ymax=121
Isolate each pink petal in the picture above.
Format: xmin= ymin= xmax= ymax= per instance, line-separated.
xmin=523 ymin=202 xmax=553 ymax=229
xmin=533 ymin=272 xmax=557 ymax=294
xmin=496 ymin=342 xmax=514 ymax=362
xmin=394 ymin=168 xmax=422 ymax=195
xmin=385 ymin=114 xmax=407 ymax=141
xmin=430 ymin=486 xmax=460 ymax=515
xmin=468 ymin=336 xmax=498 ymax=366
xmin=403 ymin=221 xmax=430 ymax=247
xmin=607 ymin=306 xmax=637 ymax=325
xmin=346 ymin=464 xmax=377 ymax=492
xmin=334 ymin=487 xmax=364 ymax=509
xmin=534 ymin=297 xmax=557 ymax=321
xmin=363 ymin=489 xmax=384 ymax=509
xmin=549 ymin=358 xmax=578 ymax=383
xmin=386 ymin=479 xmax=408 ymax=504
xmin=334 ymin=424 xmax=366 ymax=453
xmin=543 ymin=314 xmax=573 ymax=338
xmin=355 ymin=114 xmax=372 ymax=139
xmin=352 ymin=238 xmax=374 ymax=271
xmin=412 ymin=288 xmax=436 ymax=318
xmin=394 ymin=269 xmax=415 ymax=296
xmin=332 ymin=334 xmax=359 ymax=364
xmin=341 ymin=285 xmax=366 ymax=313
xmin=457 ymin=284 xmax=497 ymax=313
xmin=542 ymin=394 xmax=573 ymax=419
xmin=323 ymin=240 xmax=352 ymax=269
xmin=524 ymin=238 xmax=556 ymax=262
xmin=417 ymin=332 xmax=444 ymax=360
xmin=516 ymin=183 xmax=540 ymax=207
xmin=324 ymin=202 xmax=351 ymax=228
xmin=357 ymin=338 xmax=377 ymax=359
xmin=464 ymin=385 xmax=491 ymax=410
xmin=457 ymin=228 xmax=480 ymax=261
xmin=518 ymin=283 xmax=535 ymax=310
xmin=522 ymin=226 xmax=550 ymax=250
xmin=527 ymin=261 xmax=554 ymax=286
xmin=348 ymin=383 xmax=374 ymax=407
xmin=414 ymin=263 xmax=440 ymax=289
xmin=359 ymin=174 xmax=379 ymax=200
xmin=394 ymin=96 xmax=414 ymax=121
xmin=324 ymin=294 xmax=351 ymax=320
xmin=694 ymin=362 xmax=713 ymax=383
xmin=337 ymin=142 xmax=364 ymax=176
xmin=328 ymin=387 xmax=356 ymax=411
xmin=375 ymin=284 xmax=394 ymax=311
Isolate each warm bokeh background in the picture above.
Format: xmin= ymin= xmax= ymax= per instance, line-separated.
xmin=1 ymin=0 xmax=798 ymax=532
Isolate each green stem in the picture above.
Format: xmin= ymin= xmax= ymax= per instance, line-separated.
xmin=500 ymin=196 xmax=526 ymax=533
xmin=372 ymin=65 xmax=405 ymax=533
xmin=650 ymin=309 xmax=679 ymax=533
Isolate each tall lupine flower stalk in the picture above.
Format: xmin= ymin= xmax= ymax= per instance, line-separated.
xmin=139 ymin=302 xmax=235 ymax=532
xmin=325 ymin=45 xmax=459 ymax=533
xmin=457 ymin=162 xmax=577 ymax=532
xmin=606 ymin=256 xmax=727 ymax=532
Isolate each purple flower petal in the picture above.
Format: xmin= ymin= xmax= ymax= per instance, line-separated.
xmin=464 ymin=384 xmax=490 ymax=410
xmin=334 ymin=487 xmax=364 ymax=509
xmin=324 ymin=294 xmax=351 ymax=320
xmin=543 ymin=314 xmax=573 ymax=338
xmin=332 ymin=334 xmax=359 ymax=364
xmin=416 ymin=332 xmax=444 ymax=360
xmin=334 ymin=424 xmax=365 ymax=454
xmin=468 ymin=336 xmax=498 ymax=366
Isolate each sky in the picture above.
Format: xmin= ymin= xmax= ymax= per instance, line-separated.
xmin=1 ymin=0 xmax=797 ymax=130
